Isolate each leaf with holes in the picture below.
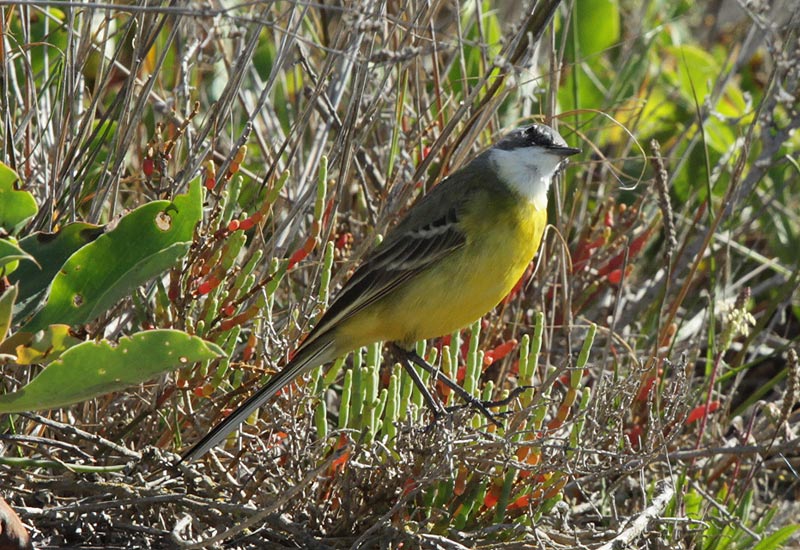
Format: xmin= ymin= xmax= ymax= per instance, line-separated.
xmin=10 ymin=222 xmax=105 ymax=321
xmin=0 ymin=329 xmax=224 ymax=413
xmin=21 ymin=180 xmax=202 ymax=331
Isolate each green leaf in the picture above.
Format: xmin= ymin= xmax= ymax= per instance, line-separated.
xmin=751 ymin=525 xmax=800 ymax=550
xmin=684 ymin=488 xmax=703 ymax=519
xmin=81 ymin=121 xmax=120 ymax=195
xmin=558 ymin=0 xmax=621 ymax=116
xmin=573 ymin=0 xmax=620 ymax=56
xmin=670 ymin=44 xmax=749 ymax=126
xmin=0 ymin=324 xmax=82 ymax=365
xmin=704 ymin=116 xmax=737 ymax=156
xmin=0 ymin=286 xmax=17 ymax=343
xmin=670 ymin=45 xmax=720 ymax=104
xmin=8 ymin=8 xmax=68 ymax=78
xmin=253 ymin=28 xmax=275 ymax=77
xmin=0 ymin=237 xmax=36 ymax=274
xmin=21 ymin=180 xmax=202 ymax=331
xmin=446 ymin=1 xmax=504 ymax=100
xmin=0 ymin=329 xmax=224 ymax=413
xmin=0 ymin=163 xmax=38 ymax=234
xmin=10 ymin=222 xmax=105 ymax=321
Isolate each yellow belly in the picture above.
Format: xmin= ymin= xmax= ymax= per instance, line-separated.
xmin=336 ymin=200 xmax=546 ymax=349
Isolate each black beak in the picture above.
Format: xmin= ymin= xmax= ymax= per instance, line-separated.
xmin=548 ymin=145 xmax=582 ymax=157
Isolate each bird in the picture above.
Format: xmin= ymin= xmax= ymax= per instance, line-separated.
xmin=182 ymin=123 xmax=580 ymax=462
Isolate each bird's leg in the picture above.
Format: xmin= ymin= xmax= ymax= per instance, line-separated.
xmin=407 ymin=353 xmax=537 ymax=410
xmin=395 ymin=350 xmax=446 ymax=418
xmin=404 ymin=347 xmax=532 ymax=417
xmin=391 ymin=344 xmax=502 ymax=428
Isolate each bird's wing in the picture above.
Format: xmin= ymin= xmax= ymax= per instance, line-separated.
xmin=313 ymin=205 xmax=466 ymax=334
xmin=182 ymin=177 xmax=470 ymax=462
xmin=306 ymin=170 xmax=477 ymax=341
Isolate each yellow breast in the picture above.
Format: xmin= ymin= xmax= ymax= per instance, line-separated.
xmin=337 ymin=196 xmax=547 ymax=349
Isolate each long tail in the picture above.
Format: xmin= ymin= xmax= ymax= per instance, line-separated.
xmin=180 ymin=334 xmax=337 ymax=462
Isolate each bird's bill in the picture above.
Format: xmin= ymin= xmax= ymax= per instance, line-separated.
xmin=548 ymin=146 xmax=582 ymax=157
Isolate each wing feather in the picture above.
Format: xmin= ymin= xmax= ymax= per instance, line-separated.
xmin=296 ymin=157 xmax=489 ymax=349
xmin=318 ymin=205 xmax=464 ymax=329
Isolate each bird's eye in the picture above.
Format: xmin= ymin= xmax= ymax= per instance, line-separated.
xmin=524 ymin=126 xmax=551 ymax=148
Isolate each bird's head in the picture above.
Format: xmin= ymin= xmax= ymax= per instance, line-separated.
xmin=489 ymin=123 xmax=581 ymax=209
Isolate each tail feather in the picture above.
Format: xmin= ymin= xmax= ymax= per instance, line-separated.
xmin=181 ymin=335 xmax=337 ymax=462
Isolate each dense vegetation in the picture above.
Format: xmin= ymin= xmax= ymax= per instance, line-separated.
xmin=0 ymin=0 xmax=798 ymax=547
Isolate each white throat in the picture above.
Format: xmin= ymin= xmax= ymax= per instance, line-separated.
xmin=490 ymin=147 xmax=565 ymax=210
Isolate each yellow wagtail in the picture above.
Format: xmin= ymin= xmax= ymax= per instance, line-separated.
xmin=183 ymin=123 xmax=580 ymax=461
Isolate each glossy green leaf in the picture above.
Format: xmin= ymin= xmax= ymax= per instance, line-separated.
xmin=0 ymin=163 xmax=38 ymax=234
xmin=10 ymin=222 xmax=105 ymax=320
xmin=22 ymin=180 xmax=202 ymax=331
xmin=0 ymin=238 xmax=36 ymax=274
xmin=0 ymin=329 xmax=224 ymax=413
